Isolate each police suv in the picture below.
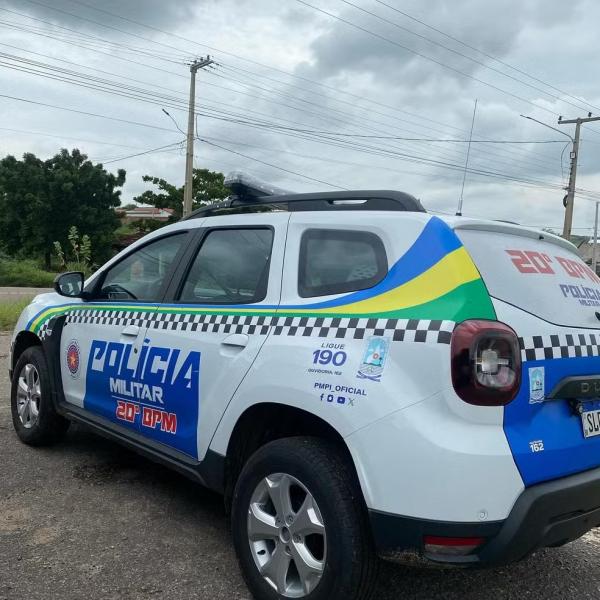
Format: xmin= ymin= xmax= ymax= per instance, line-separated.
xmin=8 ymin=180 xmax=600 ymax=600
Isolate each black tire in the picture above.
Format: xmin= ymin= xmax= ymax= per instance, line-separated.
xmin=231 ymin=437 xmax=379 ymax=600
xmin=11 ymin=346 xmax=70 ymax=446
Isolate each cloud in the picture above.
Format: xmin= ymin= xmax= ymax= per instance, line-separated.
xmin=0 ymin=0 xmax=598 ymax=238
xmin=296 ymin=0 xmax=586 ymax=88
xmin=5 ymin=0 xmax=197 ymax=31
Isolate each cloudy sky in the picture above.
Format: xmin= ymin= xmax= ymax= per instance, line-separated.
xmin=1 ymin=0 xmax=600 ymax=234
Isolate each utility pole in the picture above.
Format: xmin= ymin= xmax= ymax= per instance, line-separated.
xmin=183 ymin=56 xmax=214 ymax=218
xmin=593 ymin=201 xmax=599 ymax=275
xmin=558 ymin=113 xmax=600 ymax=240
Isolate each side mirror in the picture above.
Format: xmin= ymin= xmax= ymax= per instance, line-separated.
xmin=54 ymin=271 xmax=85 ymax=298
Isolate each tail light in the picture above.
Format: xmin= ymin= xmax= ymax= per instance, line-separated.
xmin=451 ymin=320 xmax=521 ymax=406
xmin=423 ymin=535 xmax=486 ymax=556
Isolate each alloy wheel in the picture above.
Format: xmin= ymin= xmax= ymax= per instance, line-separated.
xmin=16 ymin=363 xmax=41 ymax=429
xmin=247 ymin=472 xmax=327 ymax=598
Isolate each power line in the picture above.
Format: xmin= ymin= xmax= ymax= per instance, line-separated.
xmin=0 ymin=15 xmax=488 ymax=173
xmin=6 ymin=87 xmax=599 ymax=200
xmin=208 ymin=68 xmax=563 ymax=174
xmin=293 ymin=0 xmax=588 ymax=121
xmin=0 ymin=93 xmax=178 ymax=132
xmin=4 ymin=3 xmax=600 ymax=207
xmin=0 ymin=17 xmax=190 ymax=80
xmin=3 ymin=46 xmax=600 ymax=203
xmin=336 ymin=0 xmax=596 ymax=115
xmin=0 ymin=44 xmax=555 ymax=179
xmin=18 ymin=0 xmax=592 ymax=174
xmin=0 ymin=9 xmax=186 ymax=65
xmin=371 ymin=0 xmax=600 ymax=116
xmin=198 ymin=138 xmax=348 ymax=190
xmin=48 ymin=0 xmax=600 ymax=146
xmin=214 ymin=62 xmax=567 ymax=173
xmin=15 ymin=0 xmax=192 ymax=62
xmin=0 ymin=126 xmax=148 ymax=149
xmin=99 ymin=141 xmax=185 ymax=164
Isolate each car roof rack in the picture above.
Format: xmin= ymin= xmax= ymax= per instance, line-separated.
xmin=184 ymin=174 xmax=426 ymax=220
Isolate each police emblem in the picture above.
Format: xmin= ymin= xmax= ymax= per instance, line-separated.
xmin=66 ymin=341 xmax=81 ymax=378
xmin=528 ymin=367 xmax=545 ymax=403
xmin=357 ymin=336 xmax=390 ymax=382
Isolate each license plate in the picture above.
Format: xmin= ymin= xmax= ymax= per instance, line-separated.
xmin=581 ymin=409 xmax=600 ymax=438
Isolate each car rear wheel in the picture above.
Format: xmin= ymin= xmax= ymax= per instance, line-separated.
xmin=231 ymin=437 xmax=378 ymax=600
xmin=11 ymin=346 xmax=70 ymax=446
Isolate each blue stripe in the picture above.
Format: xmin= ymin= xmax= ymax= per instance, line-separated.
xmin=29 ymin=217 xmax=463 ymax=322
xmin=294 ymin=216 xmax=462 ymax=309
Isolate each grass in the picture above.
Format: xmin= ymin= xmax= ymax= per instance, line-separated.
xmin=0 ymin=258 xmax=58 ymax=287
xmin=0 ymin=298 xmax=32 ymax=331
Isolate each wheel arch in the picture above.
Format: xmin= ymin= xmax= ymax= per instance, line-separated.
xmin=11 ymin=330 xmax=42 ymax=374
xmin=222 ymin=402 xmax=365 ymax=512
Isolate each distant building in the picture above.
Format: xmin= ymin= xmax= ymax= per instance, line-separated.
xmin=568 ymin=234 xmax=600 ymax=275
xmin=116 ymin=206 xmax=175 ymax=224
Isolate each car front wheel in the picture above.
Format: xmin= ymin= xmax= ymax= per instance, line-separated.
xmin=231 ymin=437 xmax=378 ymax=600
xmin=11 ymin=346 xmax=70 ymax=446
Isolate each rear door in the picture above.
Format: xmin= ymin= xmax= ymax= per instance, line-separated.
xmin=137 ymin=213 xmax=287 ymax=460
xmin=456 ymin=224 xmax=600 ymax=486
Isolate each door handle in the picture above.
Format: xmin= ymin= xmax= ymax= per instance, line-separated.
xmin=221 ymin=333 xmax=249 ymax=348
xmin=121 ymin=324 xmax=140 ymax=337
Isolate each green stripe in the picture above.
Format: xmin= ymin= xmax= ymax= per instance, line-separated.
xmin=275 ymin=279 xmax=496 ymax=321
xmin=31 ymin=279 xmax=495 ymax=333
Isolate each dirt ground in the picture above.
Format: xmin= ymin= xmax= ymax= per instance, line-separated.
xmin=1 ymin=332 xmax=599 ymax=599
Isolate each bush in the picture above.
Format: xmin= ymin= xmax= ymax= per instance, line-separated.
xmin=0 ymin=258 xmax=58 ymax=287
xmin=0 ymin=298 xmax=32 ymax=330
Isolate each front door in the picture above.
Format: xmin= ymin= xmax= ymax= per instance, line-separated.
xmin=140 ymin=214 xmax=287 ymax=460
xmin=59 ymin=232 xmax=190 ymax=435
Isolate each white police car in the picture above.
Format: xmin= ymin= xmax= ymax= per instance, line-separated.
xmin=8 ymin=180 xmax=600 ymax=600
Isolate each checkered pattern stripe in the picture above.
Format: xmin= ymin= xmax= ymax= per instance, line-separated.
xmin=520 ymin=333 xmax=600 ymax=361
xmin=49 ymin=309 xmax=455 ymax=344
xmin=149 ymin=312 xmax=274 ymax=335
xmin=37 ymin=320 xmax=53 ymax=340
xmin=271 ymin=316 xmax=454 ymax=343
xmin=66 ymin=309 xmax=154 ymax=330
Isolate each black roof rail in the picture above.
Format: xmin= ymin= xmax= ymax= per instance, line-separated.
xmin=184 ymin=190 xmax=426 ymax=220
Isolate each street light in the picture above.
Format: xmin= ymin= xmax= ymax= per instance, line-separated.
xmin=519 ymin=114 xmax=574 ymax=143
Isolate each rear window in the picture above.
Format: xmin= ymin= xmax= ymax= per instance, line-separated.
xmin=299 ymin=229 xmax=387 ymax=298
xmin=458 ymin=229 xmax=600 ymax=328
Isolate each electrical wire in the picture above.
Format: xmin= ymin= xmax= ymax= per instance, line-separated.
xmin=198 ymin=138 xmax=348 ymax=190
xmin=0 ymin=47 xmax=560 ymax=179
xmin=336 ymin=0 xmax=596 ymax=115
xmin=27 ymin=0 xmax=600 ymax=143
xmin=5 ymin=88 xmax=600 ymax=201
xmin=99 ymin=141 xmax=185 ymax=164
xmin=371 ymin=0 xmax=600 ymax=116
xmin=1 ymin=5 xmax=577 ymax=176
xmin=294 ymin=0 xmax=574 ymax=119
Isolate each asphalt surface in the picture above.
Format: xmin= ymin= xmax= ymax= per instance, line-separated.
xmin=1 ymin=331 xmax=600 ymax=599
xmin=0 ymin=287 xmax=51 ymax=301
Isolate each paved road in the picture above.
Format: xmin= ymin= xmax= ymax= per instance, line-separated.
xmin=1 ymin=332 xmax=599 ymax=599
xmin=0 ymin=287 xmax=51 ymax=301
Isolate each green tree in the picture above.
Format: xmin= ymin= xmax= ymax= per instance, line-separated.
xmin=0 ymin=148 xmax=125 ymax=267
xmin=133 ymin=168 xmax=230 ymax=218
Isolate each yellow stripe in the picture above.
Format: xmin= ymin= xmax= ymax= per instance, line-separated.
xmin=30 ymin=247 xmax=481 ymax=328
xmin=284 ymin=247 xmax=480 ymax=315
xmin=30 ymin=305 xmax=77 ymax=331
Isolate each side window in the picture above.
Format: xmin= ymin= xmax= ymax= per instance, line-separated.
xmin=98 ymin=233 xmax=186 ymax=302
xmin=299 ymin=229 xmax=387 ymax=298
xmin=179 ymin=228 xmax=273 ymax=304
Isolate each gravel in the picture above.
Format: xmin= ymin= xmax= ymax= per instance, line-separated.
xmin=1 ymin=332 xmax=599 ymax=599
